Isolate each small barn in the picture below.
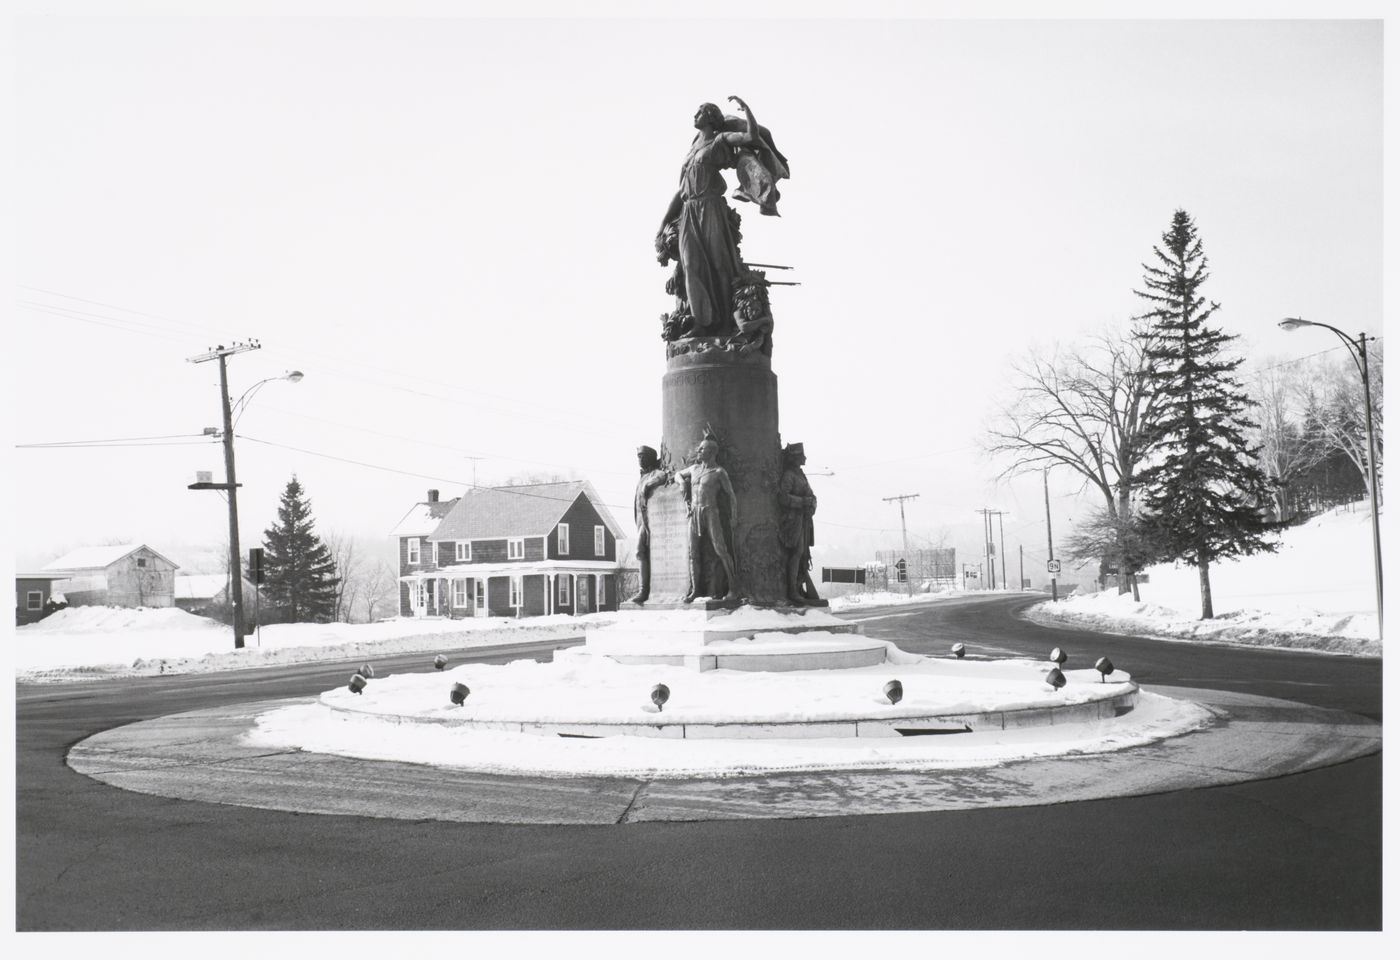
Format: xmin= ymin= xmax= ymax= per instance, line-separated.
xmin=42 ymin=544 xmax=180 ymax=609
xmin=174 ymin=573 xmax=259 ymax=618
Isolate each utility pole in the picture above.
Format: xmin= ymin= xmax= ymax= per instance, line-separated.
xmin=1019 ymin=543 xmax=1024 ymax=592
xmin=188 ymin=341 xmax=260 ymax=649
xmin=1044 ymin=467 xmax=1058 ymax=602
xmin=976 ymin=508 xmax=1001 ymax=589
xmin=995 ymin=510 xmax=1007 ymax=590
xmin=883 ymin=494 xmax=919 ymax=596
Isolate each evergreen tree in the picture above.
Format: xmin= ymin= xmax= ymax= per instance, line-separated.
xmin=261 ymin=476 xmax=341 ymax=623
xmin=1134 ymin=210 xmax=1277 ymax=619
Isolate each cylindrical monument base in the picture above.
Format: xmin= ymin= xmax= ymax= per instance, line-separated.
xmin=657 ymin=348 xmax=784 ymax=605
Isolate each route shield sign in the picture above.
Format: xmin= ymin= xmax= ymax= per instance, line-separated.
xmin=1046 ymin=559 xmax=1062 ymax=574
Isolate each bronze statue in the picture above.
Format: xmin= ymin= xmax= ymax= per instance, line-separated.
xmin=678 ymin=435 xmax=740 ymax=602
xmin=656 ymin=96 xmax=788 ymax=340
xmin=778 ymin=442 xmax=820 ymax=605
xmin=628 ymin=445 xmax=671 ymax=604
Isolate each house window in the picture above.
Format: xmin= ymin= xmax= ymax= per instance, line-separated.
xmin=558 ymin=577 xmax=570 ymax=605
xmin=509 ymin=576 xmax=522 ymax=607
xmin=136 ymin=558 xmax=148 ymax=568
xmin=597 ymin=575 xmax=606 ymax=605
xmin=432 ymin=541 xmax=440 ymax=566
xmin=557 ymin=524 xmax=570 ymax=555
xmin=453 ymin=580 xmax=467 ymax=607
xmin=594 ymin=525 xmax=605 ymax=557
xmin=26 ymin=591 xmax=43 ymax=611
xmin=456 ymin=541 xmax=471 ymax=562
xmin=474 ymin=580 xmax=486 ymax=611
xmin=407 ymin=538 xmax=421 ymax=564
xmin=508 ymin=538 xmax=524 ymax=560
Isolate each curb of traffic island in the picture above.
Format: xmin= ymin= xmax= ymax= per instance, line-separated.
xmin=319 ymin=684 xmax=1140 ymax=740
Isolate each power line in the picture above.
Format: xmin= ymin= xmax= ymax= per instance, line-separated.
xmin=15 ymin=432 xmax=210 ymax=447
xmin=238 ymin=435 xmax=634 ymax=512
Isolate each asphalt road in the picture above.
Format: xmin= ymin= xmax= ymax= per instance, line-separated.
xmin=15 ymin=596 xmax=1382 ymax=930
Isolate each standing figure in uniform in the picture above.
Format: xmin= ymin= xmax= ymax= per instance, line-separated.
xmin=778 ymin=442 xmax=820 ymax=605
xmin=678 ymin=436 xmax=741 ymax=603
xmin=628 ymin=445 xmax=671 ymax=604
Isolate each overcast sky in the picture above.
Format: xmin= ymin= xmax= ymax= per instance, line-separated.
xmin=8 ymin=3 xmax=1385 ymax=581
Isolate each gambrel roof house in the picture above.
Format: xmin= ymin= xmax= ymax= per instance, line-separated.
xmin=393 ymin=482 xmax=627 ymax=619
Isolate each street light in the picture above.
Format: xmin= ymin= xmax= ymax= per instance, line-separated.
xmin=233 ymin=370 xmax=304 ymax=426
xmin=186 ymin=343 xmax=303 ymax=648
xmin=1278 ymin=317 xmax=1382 ymax=637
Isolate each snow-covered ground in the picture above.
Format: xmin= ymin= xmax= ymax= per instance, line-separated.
xmin=10 ymin=590 xmax=964 ymax=682
xmin=1026 ymin=505 xmax=1382 ymax=657
xmin=14 ymin=509 xmax=1377 ymax=687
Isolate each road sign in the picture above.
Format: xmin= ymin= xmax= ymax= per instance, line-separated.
xmin=1046 ymin=559 xmax=1062 ymax=574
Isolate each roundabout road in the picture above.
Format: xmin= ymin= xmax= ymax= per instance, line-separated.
xmin=16 ymin=597 xmax=1381 ymax=930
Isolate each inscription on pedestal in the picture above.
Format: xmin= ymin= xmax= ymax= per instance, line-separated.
xmin=646 ymin=482 xmax=691 ymax=601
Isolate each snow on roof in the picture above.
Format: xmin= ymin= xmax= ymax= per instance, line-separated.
xmin=174 ymin=574 xmax=234 ymax=600
xmin=431 ymin=481 xmax=626 ymax=542
xmin=388 ymin=498 xmax=460 ymax=538
xmin=43 ymin=544 xmax=179 ymax=572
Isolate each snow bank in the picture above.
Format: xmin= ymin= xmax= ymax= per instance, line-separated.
xmin=1026 ymin=505 xmax=1381 ymax=657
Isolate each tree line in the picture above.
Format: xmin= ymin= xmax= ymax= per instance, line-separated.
xmin=987 ymin=209 xmax=1382 ymax=619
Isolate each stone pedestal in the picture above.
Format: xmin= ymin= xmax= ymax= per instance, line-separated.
xmin=659 ymin=346 xmax=784 ymax=604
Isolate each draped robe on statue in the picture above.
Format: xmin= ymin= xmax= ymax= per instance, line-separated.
xmin=672 ymin=116 xmax=790 ymax=335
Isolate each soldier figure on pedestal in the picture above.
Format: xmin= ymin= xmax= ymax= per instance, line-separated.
xmin=778 ymin=442 xmax=820 ymax=605
xmin=679 ymin=436 xmax=741 ymax=603
xmin=628 ymin=445 xmax=671 ymax=604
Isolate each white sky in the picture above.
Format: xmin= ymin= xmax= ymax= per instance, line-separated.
xmin=7 ymin=2 xmax=1386 ymax=580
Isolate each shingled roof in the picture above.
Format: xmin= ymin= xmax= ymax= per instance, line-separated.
xmin=430 ymin=481 xmax=624 ymax=543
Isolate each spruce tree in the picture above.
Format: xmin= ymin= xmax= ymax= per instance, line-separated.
xmin=261 ymin=476 xmax=341 ymax=623
xmin=1135 ymin=210 xmax=1276 ymax=619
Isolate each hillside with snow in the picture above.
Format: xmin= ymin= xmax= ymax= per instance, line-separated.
xmin=1026 ymin=504 xmax=1381 ymax=656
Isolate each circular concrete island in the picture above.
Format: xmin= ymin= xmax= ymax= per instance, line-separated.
xmin=68 ymin=608 xmax=1379 ymax=823
xmin=244 ymin=609 xmax=1210 ymax=780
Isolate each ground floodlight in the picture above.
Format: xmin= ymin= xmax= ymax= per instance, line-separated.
xmin=434 ymin=654 xmax=448 ymax=670
xmin=1049 ymin=647 xmax=1068 ymax=667
xmin=1095 ymin=656 xmax=1114 ymax=682
xmin=1045 ymin=667 xmax=1066 ymax=691
xmin=951 ymin=643 xmax=966 ymax=659
xmin=651 ymin=684 xmax=670 ymax=711
xmin=884 ymin=680 xmax=904 ymax=704
xmin=349 ymin=673 xmax=367 ymax=695
xmin=450 ymin=682 xmax=470 ymax=706
xmin=360 ymin=663 xmax=375 ymax=679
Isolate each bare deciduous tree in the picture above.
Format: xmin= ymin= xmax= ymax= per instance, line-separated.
xmin=326 ymin=531 xmax=362 ymax=623
xmin=1306 ymin=345 xmax=1383 ymax=505
xmin=361 ymin=559 xmax=398 ymax=622
xmin=1249 ymin=361 xmax=1328 ymax=520
xmin=986 ymin=325 xmax=1163 ymax=593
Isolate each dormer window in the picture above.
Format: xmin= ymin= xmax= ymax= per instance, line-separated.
xmin=508 ymin=538 xmax=524 ymax=560
xmin=456 ymin=542 xmax=471 ymax=562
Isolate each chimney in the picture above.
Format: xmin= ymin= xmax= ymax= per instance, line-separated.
xmin=427 ymin=489 xmax=439 ymax=503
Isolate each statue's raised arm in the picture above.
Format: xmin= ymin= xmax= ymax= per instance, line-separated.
xmin=656 ymin=97 xmax=790 ymax=342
